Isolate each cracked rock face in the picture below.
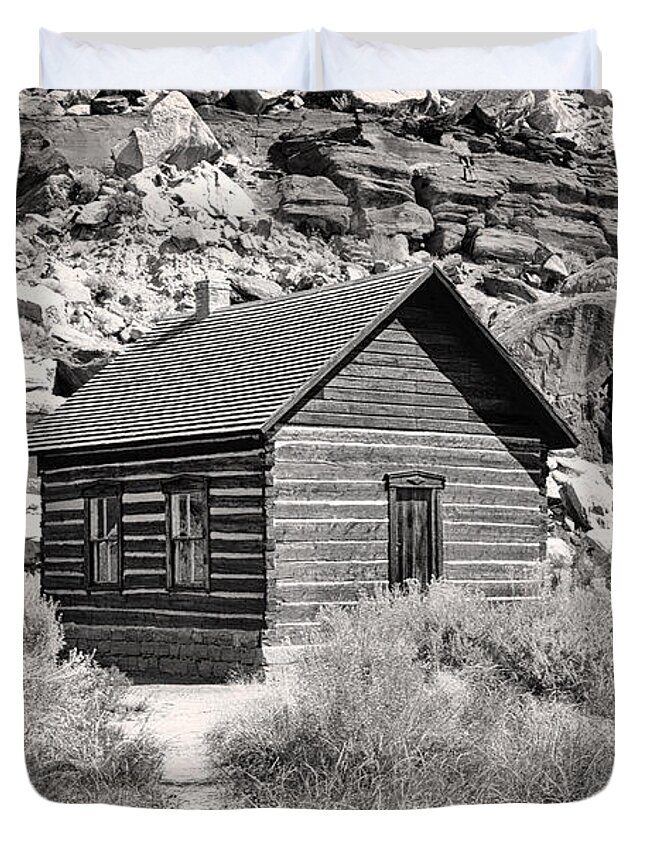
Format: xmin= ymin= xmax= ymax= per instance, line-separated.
xmin=17 ymin=88 xmax=616 ymax=472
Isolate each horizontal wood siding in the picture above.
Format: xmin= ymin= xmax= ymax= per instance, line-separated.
xmin=40 ymin=438 xmax=267 ymax=633
xmin=273 ymin=296 xmax=547 ymax=639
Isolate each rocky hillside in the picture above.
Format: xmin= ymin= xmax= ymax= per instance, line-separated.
xmin=17 ymin=88 xmax=616 ymax=571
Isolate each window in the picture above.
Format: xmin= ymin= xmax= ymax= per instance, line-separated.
xmin=83 ymin=483 xmax=122 ymax=587
xmin=385 ymin=471 xmax=445 ymax=587
xmin=164 ymin=478 xmax=209 ymax=590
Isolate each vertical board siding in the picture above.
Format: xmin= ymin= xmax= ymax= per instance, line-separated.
xmin=273 ymin=298 xmax=547 ymax=639
xmin=40 ymin=440 xmax=267 ymax=630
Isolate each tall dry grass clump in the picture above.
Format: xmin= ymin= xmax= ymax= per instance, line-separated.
xmin=208 ymin=582 xmax=613 ymax=809
xmin=23 ymin=574 xmax=167 ymax=806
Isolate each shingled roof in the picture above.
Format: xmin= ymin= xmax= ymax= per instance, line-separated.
xmin=28 ymin=264 xmax=577 ymax=453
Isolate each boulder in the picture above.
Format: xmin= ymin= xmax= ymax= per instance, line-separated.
xmin=232 ymin=275 xmax=283 ymax=301
xmin=515 ymin=215 xmax=611 ymax=262
xmin=170 ymin=162 xmax=255 ymax=220
xmin=17 ymin=283 xmax=67 ymax=327
xmin=472 ymin=228 xmax=540 ymax=264
xmin=25 ymin=358 xmax=57 ymax=393
xmin=184 ymin=90 xmax=229 ymax=107
xmin=19 ymin=92 xmax=66 ymax=119
xmin=479 ymin=273 xmax=541 ymax=304
xmin=356 ymin=201 xmax=434 ymax=239
xmin=350 ymin=90 xmax=433 ymax=110
xmin=91 ymin=94 xmax=130 ymax=115
xmin=278 ymin=175 xmax=350 ymax=237
xmin=369 ymin=231 xmax=409 ymax=263
xmin=498 ymin=292 xmax=615 ymax=461
xmin=227 ymin=90 xmax=287 ymax=114
xmin=558 ymin=257 xmax=618 ymax=295
xmin=557 ymin=460 xmax=612 ymax=531
xmin=75 ymin=198 xmax=112 ymax=227
xmin=165 ymin=220 xmax=207 ymax=252
xmin=427 ymin=222 xmax=467 ymax=255
xmin=527 ymin=90 xmax=582 ymax=135
xmin=113 ymin=91 xmax=222 ymax=177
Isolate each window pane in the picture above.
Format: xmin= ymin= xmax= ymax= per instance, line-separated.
xmin=188 ymin=492 xmax=206 ymax=538
xmin=105 ymin=498 xmax=120 ymax=540
xmin=192 ymin=538 xmax=207 ymax=585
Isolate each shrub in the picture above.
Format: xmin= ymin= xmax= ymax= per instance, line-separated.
xmin=208 ymin=583 xmax=614 ymax=809
xmin=23 ymin=574 xmax=168 ymax=806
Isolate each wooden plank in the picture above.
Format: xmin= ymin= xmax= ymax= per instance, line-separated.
xmin=321 ymin=385 xmax=516 ymax=415
xmin=443 ymin=522 xmax=540 ymax=542
xmin=42 ymin=452 xmax=263 ymax=485
xmin=122 ymin=573 xmax=167 ymax=590
xmin=209 ymin=514 xmax=265 ymax=533
xmin=44 ymin=523 xmax=85 ymax=540
xmin=444 ymin=542 xmax=539 ymax=561
xmin=275 ymin=441 xmax=541 ymax=470
xmin=209 ymin=538 xmax=264 ymax=554
xmin=59 ymin=607 xmax=263 ymax=631
xmin=123 ymin=554 xmax=166 ymax=571
xmin=276 ymin=462 xmax=537 ymax=488
xmin=42 ymin=472 xmax=264 ymax=501
xmin=123 ymin=538 xmax=166 ymax=553
xmin=123 ymin=500 xmax=165 ymax=516
xmin=277 ymin=580 xmax=386 ymax=603
xmin=210 ymin=555 xmax=265 ymax=573
xmin=122 ymin=520 xmax=165 ymax=537
xmin=42 ymin=509 xmax=82 ymax=524
xmin=275 ymin=560 xmax=388 ymax=582
xmin=274 ymin=479 xmax=540 ymax=506
xmin=274 ymin=500 xmax=388 ymax=520
xmin=42 ymin=573 xmax=87 ymax=591
xmin=55 ymin=591 xmax=265 ymax=615
xmin=444 ymin=563 xmax=542 ymax=581
xmin=289 ymin=411 xmax=536 ymax=437
xmin=276 ymin=541 xmax=388 ymax=562
xmin=43 ymin=541 xmax=84 ymax=559
xmin=442 ymin=504 xmax=541 ymax=524
xmin=275 ymin=520 xmax=389 ymax=542
xmin=276 ymin=425 xmax=542 ymax=451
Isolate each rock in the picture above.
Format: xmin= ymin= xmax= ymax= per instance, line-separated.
xmin=449 ymin=90 xmax=535 ymax=130
xmin=515 ymin=215 xmax=611 ymax=262
xmin=498 ymin=293 xmax=615 ymax=461
xmin=25 ymin=358 xmax=57 ymax=393
xmin=527 ymin=90 xmax=582 ymax=135
xmin=66 ymin=104 xmax=91 ymax=116
xmin=113 ymin=91 xmax=222 ymax=177
xmin=369 ymin=231 xmax=409 ymax=263
xmin=43 ymin=266 xmax=93 ymax=304
xmin=427 ymin=222 xmax=466 ymax=255
xmin=232 ymin=276 xmax=283 ymax=301
xmin=413 ymin=171 xmax=504 ymax=211
xmin=184 ymin=90 xmax=229 ymax=107
xmin=165 ymin=220 xmax=207 ymax=252
xmin=350 ymin=90 xmax=432 ymax=109
xmin=170 ymin=162 xmax=255 ymax=220
xmin=93 ymin=307 xmax=126 ymax=336
xmin=558 ymin=257 xmax=618 ymax=295
xmin=278 ymin=175 xmax=350 ymax=237
xmin=472 ymin=228 xmax=540 ymax=264
xmin=561 ymin=465 xmax=612 ymax=531
xmin=227 ymin=90 xmax=287 ymax=114
xmin=17 ymin=283 xmax=67 ymax=327
xmin=75 ymin=198 xmax=112 ymax=227
xmin=91 ymin=95 xmax=130 ymax=115
xmin=582 ymin=90 xmax=612 ymax=108
xmin=19 ymin=92 xmax=66 ymax=119
xmin=541 ymin=253 xmax=569 ymax=282
xmin=356 ymin=201 xmax=434 ymax=239
xmin=479 ymin=273 xmax=540 ymax=303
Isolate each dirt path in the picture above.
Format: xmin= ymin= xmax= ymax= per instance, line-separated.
xmin=122 ymin=682 xmax=266 ymax=809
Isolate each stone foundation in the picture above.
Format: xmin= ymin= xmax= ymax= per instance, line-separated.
xmin=63 ymin=622 xmax=264 ymax=681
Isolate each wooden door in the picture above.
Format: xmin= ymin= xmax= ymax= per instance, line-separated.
xmin=386 ymin=472 xmax=444 ymax=587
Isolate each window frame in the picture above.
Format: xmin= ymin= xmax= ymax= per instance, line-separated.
xmin=82 ymin=481 xmax=123 ymax=590
xmin=384 ymin=470 xmax=445 ymax=586
xmin=162 ymin=476 xmax=210 ymax=592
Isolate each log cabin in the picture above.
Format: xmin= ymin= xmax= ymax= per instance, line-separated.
xmin=28 ymin=264 xmax=577 ymax=680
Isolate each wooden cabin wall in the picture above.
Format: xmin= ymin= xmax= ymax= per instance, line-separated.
xmin=269 ymin=295 xmax=548 ymax=643
xmin=39 ymin=436 xmax=267 ymax=679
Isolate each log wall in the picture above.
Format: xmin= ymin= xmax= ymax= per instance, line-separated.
xmin=39 ymin=436 xmax=267 ymax=679
xmin=271 ymin=298 xmax=548 ymax=642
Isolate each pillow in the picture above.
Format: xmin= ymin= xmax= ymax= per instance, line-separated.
xmin=39 ymin=29 xmax=316 ymax=90
xmin=321 ymin=30 xmax=601 ymax=90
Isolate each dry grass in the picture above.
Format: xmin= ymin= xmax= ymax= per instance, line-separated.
xmin=207 ymin=582 xmax=614 ymax=809
xmin=23 ymin=574 xmax=169 ymax=806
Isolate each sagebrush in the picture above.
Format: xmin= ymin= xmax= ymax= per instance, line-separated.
xmin=208 ymin=582 xmax=613 ymax=809
xmin=23 ymin=573 xmax=168 ymax=806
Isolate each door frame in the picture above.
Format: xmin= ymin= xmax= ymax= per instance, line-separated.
xmin=384 ymin=470 xmax=445 ymax=586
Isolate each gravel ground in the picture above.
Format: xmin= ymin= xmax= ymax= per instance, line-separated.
xmin=122 ymin=682 xmax=267 ymax=809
